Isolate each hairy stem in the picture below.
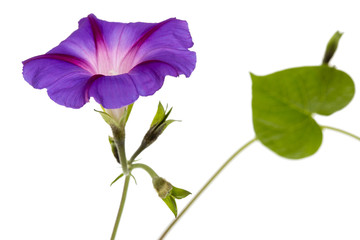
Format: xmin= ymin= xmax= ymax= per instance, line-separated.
xmin=112 ymin=126 xmax=129 ymax=175
xmin=129 ymin=145 xmax=146 ymax=164
xmin=159 ymin=137 xmax=257 ymax=239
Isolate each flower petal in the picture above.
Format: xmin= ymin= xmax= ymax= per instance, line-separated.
xmin=127 ymin=18 xmax=195 ymax=60
xmin=140 ymin=48 xmax=196 ymax=78
xmin=22 ymin=14 xmax=196 ymax=109
xmin=124 ymin=18 xmax=195 ymax=67
xmin=87 ymin=56 xmax=194 ymax=109
xmin=46 ymin=16 xmax=99 ymax=74
xmin=23 ymin=57 xmax=93 ymax=108
xmin=88 ymin=74 xmax=139 ymax=109
xmin=93 ymin=17 xmax=196 ymax=75
xmin=127 ymin=60 xmax=181 ymax=96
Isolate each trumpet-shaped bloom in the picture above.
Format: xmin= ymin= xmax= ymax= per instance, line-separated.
xmin=22 ymin=14 xmax=196 ymax=109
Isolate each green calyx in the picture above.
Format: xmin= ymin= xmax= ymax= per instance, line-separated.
xmin=153 ymin=177 xmax=173 ymax=199
xmin=95 ymin=103 xmax=134 ymax=129
xmin=141 ymin=102 xmax=178 ymax=148
xmin=152 ymin=176 xmax=191 ymax=217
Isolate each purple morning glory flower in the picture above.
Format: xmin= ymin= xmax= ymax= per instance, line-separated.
xmin=22 ymin=14 xmax=196 ymax=109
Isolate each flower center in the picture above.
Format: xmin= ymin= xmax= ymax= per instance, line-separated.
xmin=108 ymin=70 xmax=118 ymax=76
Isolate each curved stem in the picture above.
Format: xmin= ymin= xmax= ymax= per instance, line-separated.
xmin=131 ymin=163 xmax=159 ymax=179
xmin=321 ymin=125 xmax=360 ymax=141
xmin=111 ymin=175 xmax=131 ymax=240
xmin=159 ymin=137 xmax=257 ymax=239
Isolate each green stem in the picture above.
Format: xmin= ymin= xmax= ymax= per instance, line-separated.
xmin=321 ymin=125 xmax=360 ymax=141
xmin=131 ymin=163 xmax=159 ymax=178
xmin=117 ymin=140 xmax=129 ymax=175
xmin=111 ymin=175 xmax=131 ymax=240
xmin=159 ymin=137 xmax=257 ymax=239
xmin=112 ymin=126 xmax=129 ymax=175
xmin=129 ymin=145 xmax=146 ymax=164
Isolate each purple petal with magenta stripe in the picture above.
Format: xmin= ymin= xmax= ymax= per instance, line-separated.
xmin=47 ymin=17 xmax=98 ymax=74
xmin=22 ymin=14 xmax=196 ymax=109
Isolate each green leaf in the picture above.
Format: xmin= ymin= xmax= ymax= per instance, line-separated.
xmin=151 ymin=102 xmax=165 ymax=127
xmin=110 ymin=173 xmax=124 ymax=186
xmin=251 ymin=65 xmax=354 ymax=159
xmin=162 ymin=195 xmax=178 ymax=217
xmin=171 ymin=187 xmax=191 ymax=199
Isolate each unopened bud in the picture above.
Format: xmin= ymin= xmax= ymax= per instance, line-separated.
xmin=152 ymin=177 xmax=173 ymax=199
xmin=141 ymin=124 xmax=166 ymax=148
xmin=108 ymin=136 xmax=120 ymax=163
xmin=322 ymin=31 xmax=343 ymax=65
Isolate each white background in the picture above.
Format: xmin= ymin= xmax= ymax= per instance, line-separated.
xmin=1 ymin=0 xmax=360 ymax=239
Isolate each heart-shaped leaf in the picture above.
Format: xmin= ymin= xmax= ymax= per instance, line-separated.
xmin=251 ymin=65 xmax=354 ymax=159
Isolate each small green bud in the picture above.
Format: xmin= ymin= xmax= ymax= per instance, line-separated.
xmin=141 ymin=124 xmax=165 ymax=147
xmin=322 ymin=31 xmax=343 ymax=65
xmin=152 ymin=176 xmax=191 ymax=217
xmin=152 ymin=177 xmax=173 ymax=199
xmin=141 ymin=102 xmax=178 ymax=149
xmin=108 ymin=136 xmax=120 ymax=163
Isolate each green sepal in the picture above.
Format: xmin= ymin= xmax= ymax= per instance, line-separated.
xmin=162 ymin=119 xmax=178 ymax=132
xmin=171 ymin=187 xmax=191 ymax=199
xmin=151 ymin=102 xmax=166 ymax=127
xmin=108 ymin=136 xmax=120 ymax=163
xmin=162 ymin=195 xmax=178 ymax=217
xmin=152 ymin=176 xmax=190 ymax=217
xmin=110 ymin=173 xmax=124 ymax=186
xmin=142 ymin=103 xmax=178 ymax=148
xmin=96 ymin=104 xmax=134 ymax=128
xmin=251 ymin=65 xmax=354 ymax=159
xmin=323 ymin=31 xmax=343 ymax=65
xmin=163 ymin=107 xmax=172 ymax=123
xmin=95 ymin=109 xmax=118 ymax=127
xmin=130 ymin=173 xmax=137 ymax=185
xmin=120 ymin=103 xmax=134 ymax=127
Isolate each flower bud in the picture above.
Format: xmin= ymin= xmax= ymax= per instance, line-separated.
xmin=152 ymin=177 xmax=173 ymax=199
xmin=322 ymin=31 xmax=343 ymax=65
xmin=141 ymin=102 xmax=177 ymax=149
xmin=141 ymin=124 xmax=166 ymax=148
xmin=108 ymin=136 xmax=120 ymax=163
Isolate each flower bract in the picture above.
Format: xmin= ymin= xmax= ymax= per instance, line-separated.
xmin=23 ymin=14 xmax=196 ymax=109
